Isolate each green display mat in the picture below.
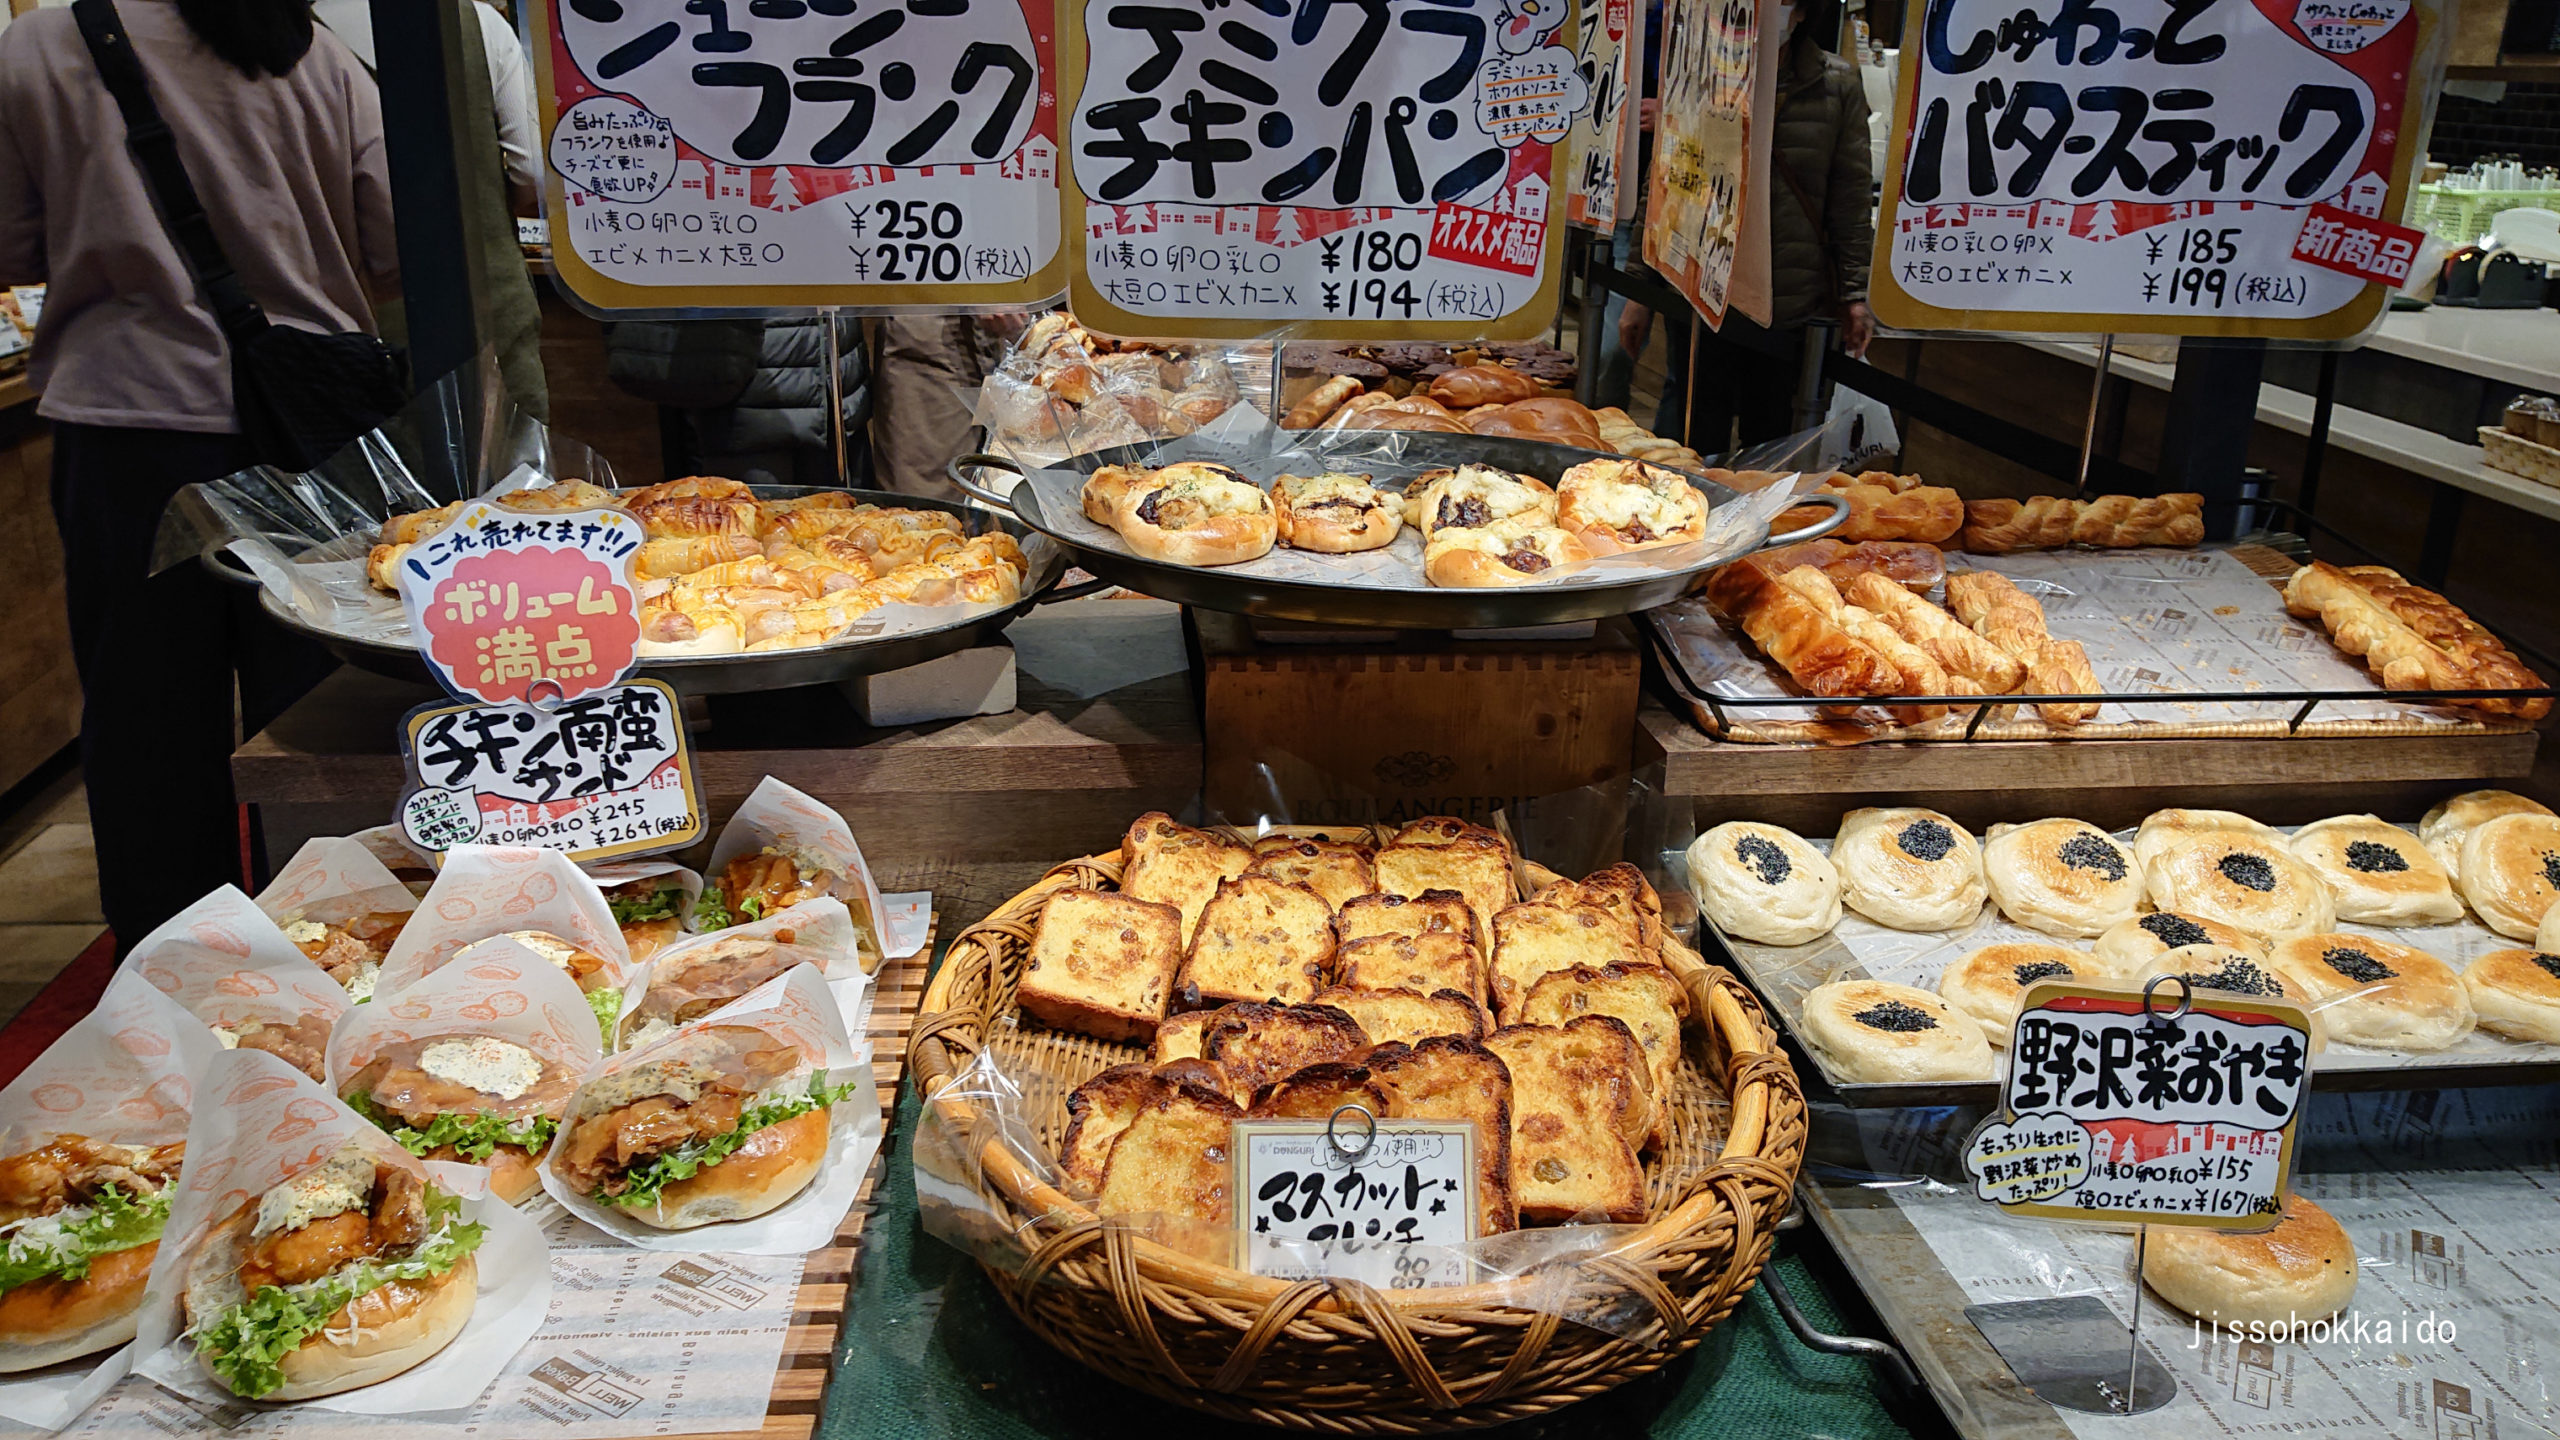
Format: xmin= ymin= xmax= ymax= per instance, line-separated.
xmin=820 ymin=1083 xmax=1925 ymax=1440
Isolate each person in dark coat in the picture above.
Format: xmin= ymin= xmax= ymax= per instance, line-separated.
xmin=603 ymin=316 xmax=871 ymax=486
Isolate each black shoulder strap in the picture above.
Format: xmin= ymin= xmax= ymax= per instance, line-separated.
xmin=70 ymin=0 xmax=268 ymax=339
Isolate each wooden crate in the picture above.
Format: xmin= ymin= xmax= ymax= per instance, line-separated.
xmin=1194 ymin=613 xmax=1643 ymax=826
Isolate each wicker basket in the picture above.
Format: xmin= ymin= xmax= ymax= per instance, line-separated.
xmin=911 ymin=828 xmax=1808 ymax=1432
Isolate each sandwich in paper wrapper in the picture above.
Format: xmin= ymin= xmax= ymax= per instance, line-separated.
xmin=345 ymin=826 xmax=437 ymax=897
xmin=613 ymin=897 xmax=875 ymax=1055
xmin=120 ymin=887 xmax=351 ymax=1086
xmin=324 ymin=938 xmax=606 ymax=1206
xmin=540 ymin=964 xmax=880 ymax=1254
xmin=581 ymin=858 xmax=704 ymax=965
xmin=0 ymin=970 xmax=221 ymax=1430
xmin=376 ymin=845 xmax=633 ymax=1039
xmin=255 ymin=838 xmax=420 ymax=1003
xmin=126 ymin=1049 xmax=547 ymax=1412
xmin=702 ymin=777 xmax=888 ymax=973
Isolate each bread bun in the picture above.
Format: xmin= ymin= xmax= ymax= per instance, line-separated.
xmin=2419 ymin=789 xmax=2553 ymax=884
xmin=2542 ymin=901 xmax=2560 ymax=954
xmin=2092 ymin=911 xmax=2263 ymax=971
xmin=2141 ymin=833 xmax=2336 ymax=944
xmin=2141 ymin=1194 xmax=2358 ymax=1327
xmin=2265 ymin=934 xmax=2474 ymax=1052
xmin=2457 ymin=813 xmax=2560 ymax=940
xmin=0 ymin=1240 xmax=156 ymax=1372
xmin=186 ymin=1210 xmax=476 ymax=1399
xmin=2132 ymin=809 xmax=2283 ymax=872
xmin=1982 ymin=819 xmax=2144 ymax=939
xmin=1834 ymin=808 xmax=1987 ymax=932
xmin=1799 ymin=980 xmax=1994 ymax=1083
xmin=2286 ymin=816 xmax=2461 ymax=927
xmin=626 ymin=1106 xmax=828 ymax=1230
xmin=1687 ymin=823 xmax=1840 ymax=946
xmin=2462 ymin=949 xmax=2560 ymax=1045
xmin=1936 ymin=943 xmax=2103 ymax=1047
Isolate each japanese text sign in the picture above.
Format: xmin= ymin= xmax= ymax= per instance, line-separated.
xmin=1235 ymin=1118 xmax=1478 ymax=1289
xmin=529 ymin=0 xmax=1064 ymax=313
xmin=1060 ymin=0 xmax=1584 ymax=340
xmin=1565 ymin=0 xmax=1644 ymax=228
xmin=2291 ymin=201 xmax=2422 ymax=284
xmin=1870 ymin=0 xmax=2443 ymax=338
xmin=1644 ymin=0 xmax=1757 ymax=326
xmin=395 ymin=501 xmax=642 ymax=706
xmin=1963 ymin=981 xmax=2310 ymax=1231
xmin=397 ymin=679 xmax=705 ymax=865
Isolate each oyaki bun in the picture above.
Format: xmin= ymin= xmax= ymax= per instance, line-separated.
xmin=2135 ymin=945 xmax=2325 ymax=1050
xmin=2139 ymin=831 xmax=2336 ymax=944
xmin=2419 ymin=789 xmax=2552 ymax=884
xmin=1982 ymin=819 xmax=2144 ymax=939
xmin=184 ymin=1207 xmax=476 ymax=1400
xmin=2131 ymin=808 xmax=2283 ymax=871
xmin=1687 ymin=823 xmax=1839 ymax=946
xmin=2286 ymin=816 xmax=2461 ymax=927
xmin=2265 ymin=934 xmax=2475 ymax=1052
xmin=1799 ymin=980 xmax=1993 ymax=1083
xmin=2141 ymin=1194 xmax=2359 ymax=1328
xmin=1936 ymin=943 xmax=2104 ymax=1047
xmin=2456 ymin=812 xmax=2560 ymax=940
xmin=628 ymin=1106 xmax=829 ymax=1230
xmin=2461 ymin=949 xmax=2560 ymax=1045
xmin=2093 ymin=911 xmax=2264 ymax=971
xmin=1833 ymin=808 xmax=1987 ymax=932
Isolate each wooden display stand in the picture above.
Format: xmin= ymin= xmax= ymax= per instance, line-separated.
xmin=1192 ymin=613 xmax=1643 ymax=826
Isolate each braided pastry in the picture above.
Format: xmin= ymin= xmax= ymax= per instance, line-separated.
xmin=2284 ymin=562 xmax=2551 ymax=720
xmin=1962 ymin=493 xmax=2205 ymax=553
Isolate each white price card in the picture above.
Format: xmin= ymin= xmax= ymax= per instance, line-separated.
xmin=1235 ymin=1117 xmax=1478 ymax=1289
xmin=396 ymin=678 xmax=705 ymax=864
xmin=1964 ymin=980 xmax=2311 ymax=1230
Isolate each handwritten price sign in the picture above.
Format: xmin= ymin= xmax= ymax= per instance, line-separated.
xmin=1234 ymin=1118 xmax=1478 ymax=1289
xmin=396 ymin=679 xmax=704 ymax=864
xmin=394 ymin=502 xmax=643 ymax=705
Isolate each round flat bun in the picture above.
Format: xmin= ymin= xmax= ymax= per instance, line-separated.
xmin=2143 ymin=1196 xmax=2358 ymax=1327
xmin=2093 ymin=911 xmax=2263 ymax=971
xmin=424 ymin=1143 xmax=542 ymax=1206
xmin=2143 ymin=832 xmax=2336 ymax=944
xmin=1982 ymin=820 xmax=2144 ymax=939
xmin=1835 ymin=808 xmax=1987 ymax=932
xmin=2457 ymin=813 xmax=2560 ymax=941
xmin=1799 ymin=980 xmax=1993 ymax=1083
xmin=2132 ymin=809 xmax=2283 ymax=872
xmin=2287 ymin=817 xmax=2461 ymax=927
xmin=186 ymin=1210 xmax=476 ymax=1399
xmin=1687 ymin=823 xmax=1840 ymax=946
xmin=2421 ymin=790 xmax=2553 ymax=885
xmin=2265 ymin=934 xmax=2474 ymax=1052
xmin=1936 ymin=943 xmax=2100 ymax=1047
xmin=0 ymin=1240 xmax=156 ymax=1372
xmin=2542 ymin=903 xmax=2560 ymax=954
xmin=2136 ymin=946 xmax=2325 ymax=1050
xmin=627 ymin=1106 xmax=827 ymax=1230
xmin=2462 ymin=949 xmax=2560 ymax=1045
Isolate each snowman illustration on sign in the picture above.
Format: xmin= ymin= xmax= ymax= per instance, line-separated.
xmin=1477 ymin=0 xmax=1592 ymax=148
xmin=1493 ymin=0 xmax=1567 ymax=52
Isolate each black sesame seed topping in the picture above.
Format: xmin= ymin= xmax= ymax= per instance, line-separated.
xmin=1852 ymin=1000 xmax=1940 ymax=1033
xmin=2543 ymin=852 xmax=2560 ymax=890
xmin=1897 ymin=819 xmax=1957 ymax=863
xmin=2182 ymin=958 xmax=2282 ymax=997
xmin=2057 ymin=833 xmax=2128 ymax=882
xmin=2139 ymin=913 xmax=2211 ymax=948
xmin=2320 ymin=946 xmax=2398 ymax=983
xmin=2531 ymin=954 xmax=2560 ymax=982
xmin=2342 ymin=840 xmax=2410 ymax=874
xmin=1736 ymin=835 xmax=1793 ymax=886
xmin=2217 ymin=853 xmax=2279 ymax=892
xmin=2012 ymin=959 xmax=2074 ymax=986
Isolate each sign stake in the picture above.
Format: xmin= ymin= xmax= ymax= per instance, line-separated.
xmin=2119 ymin=1224 xmax=2148 ymax=1414
xmin=2074 ymin=334 xmax=2115 ymax=496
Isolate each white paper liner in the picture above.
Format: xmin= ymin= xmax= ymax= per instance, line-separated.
xmin=377 ymin=847 xmax=632 ymax=1000
xmin=578 ymin=859 xmax=702 ymax=942
xmin=878 ymin=891 xmax=931 ymax=961
xmin=537 ymin=967 xmax=880 ymax=1256
xmin=705 ymin=779 xmax=888 ymax=974
xmin=1654 ymin=545 xmax=2505 ymax=731
xmin=125 ymin=1052 xmax=549 ymax=1416
xmin=255 ymin=840 xmax=418 ymax=931
xmin=613 ymin=900 xmax=877 ymax=1051
xmin=0 ymin=973 xmax=225 ymax=1431
xmin=118 ymin=888 xmax=349 ymax=1050
xmin=1020 ymin=432 xmax=1808 ymax=592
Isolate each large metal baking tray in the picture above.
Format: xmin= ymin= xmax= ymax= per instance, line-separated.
xmin=1700 ymin=824 xmax=2560 ymax=1108
xmin=946 ymin=431 xmax=1846 ymax=629
xmin=215 ymin=486 xmax=1077 ymax=696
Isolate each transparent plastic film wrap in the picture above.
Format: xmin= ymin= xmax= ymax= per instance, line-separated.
xmin=704 ymin=776 xmax=889 ymax=975
xmin=971 ymin=309 xmax=1279 ymax=468
xmin=911 ymin=1050 xmax=1679 ymax=1344
xmin=614 ymin=897 xmax=875 ymax=1054
xmin=148 ymin=350 xmax=618 ymax=645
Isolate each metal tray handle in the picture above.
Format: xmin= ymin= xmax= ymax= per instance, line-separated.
xmin=1765 ymin=1204 xmax=1924 ymax=1392
xmin=1749 ymin=490 xmax=1851 ymax=551
xmin=947 ymin=452 xmax=1024 ymax=513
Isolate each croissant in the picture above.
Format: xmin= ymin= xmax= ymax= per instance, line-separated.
xmin=630 ymin=494 xmax=759 ymax=540
xmin=1943 ymin=571 xmax=2096 ymax=724
xmin=622 ymin=476 xmax=751 ymax=508
xmin=1760 ymin=539 xmax=1947 ymax=596
xmin=379 ymin=501 xmax=462 ymax=548
xmin=1771 ymin=567 xmax=1947 ymax=723
xmin=1704 ymin=561 xmax=1906 ymax=702
xmin=1843 ymin=571 xmax=2025 ymax=692
xmin=1962 ymin=493 xmax=2205 ymax=553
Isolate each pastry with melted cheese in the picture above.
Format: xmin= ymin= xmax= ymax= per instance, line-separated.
xmin=1555 ymin=456 xmax=1709 ymax=554
xmin=1272 ymin=472 xmax=1402 ymax=553
xmin=1093 ymin=461 xmax=1277 ymax=567
xmin=1423 ymin=511 xmax=1594 ymax=587
xmin=1402 ymin=464 xmax=1557 ymax=543
xmin=343 ymin=1034 xmax=581 ymax=1203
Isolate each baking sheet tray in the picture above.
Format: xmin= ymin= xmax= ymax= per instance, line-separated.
xmin=1798 ymin=1089 xmax=2560 ymax=1440
xmin=1704 ymin=829 xmax=2560 ymax=1108
xmin=1651 ymin=545 xmax=2540 ymax=742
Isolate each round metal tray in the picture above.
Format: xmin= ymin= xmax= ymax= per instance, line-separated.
xmin=947 ymin=433 xmax=1845 ymax=629
xmin=219 ymin=486 xmax=1080 ymax=696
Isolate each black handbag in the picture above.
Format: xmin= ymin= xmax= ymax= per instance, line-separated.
xmin=73 ymin=0 xmax=408 ymax=472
